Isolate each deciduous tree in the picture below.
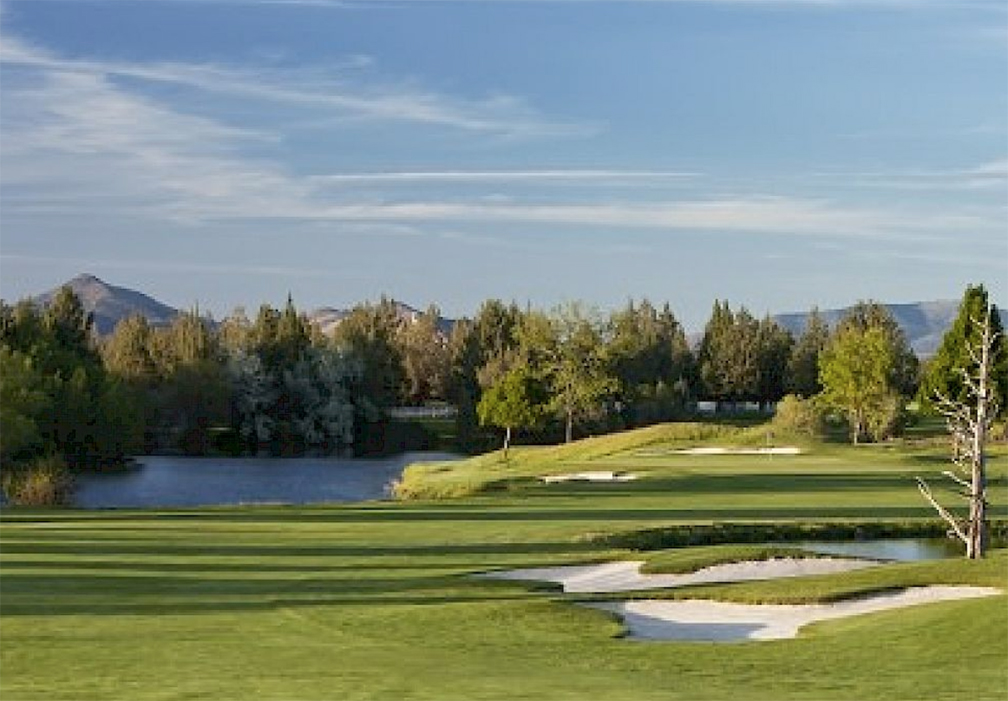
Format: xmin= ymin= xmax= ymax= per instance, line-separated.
xmin=818 ymin=325 xmax=897 ymax=444
xmin=476 ymin=365 xmax=545 ymax=458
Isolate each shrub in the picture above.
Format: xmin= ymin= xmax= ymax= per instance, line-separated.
xmin=1 ymin=455 xmax=74 ymax=507
xmin=867 ymin=393 xmax=907 ymax=442
xmin=771 ymin=394 xmax=824 ymax=438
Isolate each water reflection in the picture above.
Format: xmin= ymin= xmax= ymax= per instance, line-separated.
xmin=789 ymin=539 xmax=961 ymax=561
xmin=72 ymin=452 xmax=460 ymax=509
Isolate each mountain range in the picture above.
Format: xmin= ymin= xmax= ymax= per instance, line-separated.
xmin=28 ymin=274 xmax=454 ymax=338
xmin=773 ymin=301 xmax=1007 ymax=358
xmin=22 ymin=274 xmax=1005 ymax=357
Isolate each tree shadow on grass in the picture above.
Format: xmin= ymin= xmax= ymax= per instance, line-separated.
xmin=0 ymin=568 xmax=560 ymax=617
xmin=529 ymin=472 xmax=925 ymax=497
xmin=0 ymin=591 xmax=544 ymax=617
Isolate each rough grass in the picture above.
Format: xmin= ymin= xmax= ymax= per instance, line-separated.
xmin=638 ymin=544 xmax=834 ymax=574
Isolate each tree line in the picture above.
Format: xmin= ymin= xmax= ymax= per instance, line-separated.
xmin=2 ymin=284 xmax=1005 ymax=486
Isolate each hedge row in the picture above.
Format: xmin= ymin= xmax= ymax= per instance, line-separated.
xmin=596 ymin=519 xmax=1008 ymax=551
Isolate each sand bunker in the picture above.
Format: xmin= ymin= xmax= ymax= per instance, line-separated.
xmin=540 ymin=471 xmax=638 ymax=484
xmin=588 ymin=586 xmax=1000 ymax=642
xmin=673 ymin=446 xmax=802 ymax=456
xmin=480 ymin=558 xmax=877 ymax=593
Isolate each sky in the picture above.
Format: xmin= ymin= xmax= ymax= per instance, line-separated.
xmin=0 ymin=0 xmax=1005 ymax=331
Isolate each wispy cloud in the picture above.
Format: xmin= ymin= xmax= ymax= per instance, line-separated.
xmin=0 ymin=36 xmax=594 ymax=139
xmin=1 ymin=26 xmax=1003 ymax=252
xmin=306 ymin=170 xmax=698 ymax=187
xmin=258 ymin=197 xmax=993 ymax=241
xmin=811 ymin=159 xmax=1008 ymax=191
xmin=0 ymin=253 xmax=341 ymax=279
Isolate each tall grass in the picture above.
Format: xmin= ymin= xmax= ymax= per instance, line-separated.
xmin=1 ymin=455 xmax=74 ymax=506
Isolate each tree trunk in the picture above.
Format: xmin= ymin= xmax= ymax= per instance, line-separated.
xmin=565 ymin=409 xmax=573 ymax=444
xmin=504 ymin=425 xmax=511 ymax=460
xmin=968 ymin=325 xmax=990 ymax=559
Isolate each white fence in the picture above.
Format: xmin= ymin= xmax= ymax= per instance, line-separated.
xmin=387 ymin=406 xmax=458 ymax=419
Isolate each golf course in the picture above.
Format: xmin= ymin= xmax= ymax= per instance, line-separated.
xmin=2 ymin=421 xmax=1006 ymax=700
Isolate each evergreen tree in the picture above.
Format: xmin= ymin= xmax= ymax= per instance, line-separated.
xmin=1 ymin=289 xmax=144 ymax=467
xmin=332 ymin=298 xmax=405 ymax=410
xmin=699 ymin=301 xmax=764 ymax=403
xmin=787 ymin=308 xmax=830 ymax=397
xmin=755 ymin=316 xmax=793 ymax=405
xmin=230 ymin=298 xmax=360 ymax=455
xmin=448 ymin=300 xmax=524 ymax=452
xmin=919 ymin=284 xmax=1006 ymax=417
xmin=102 ymin=314 xmax=158 ymax=383
xmin=398 ymin=305 xmax=452 ymax=405
xmin=0 ymin=346 xmax=51 ymax=462
xmin=446 ymin=318 xmax=485 ymax=453
xmin=607 ymin=299 xmax=694 ymax=424
xmin=150 ymin=310 xmax=229 ymax=453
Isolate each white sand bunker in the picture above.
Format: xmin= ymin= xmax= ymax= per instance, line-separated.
xmin=673 ymin=446 xmax=802 ymax=456
xmin=480 ymin=558 xmax=877 ymax=593
xmin=540 ymin=471 xmax=638 ymax=484
xmin=588 ymin=586 xmax=1000 ymax=642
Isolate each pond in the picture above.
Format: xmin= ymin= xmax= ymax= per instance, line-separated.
xmin=72 ymin=452 xmax=461 ymax=509
xmin=787 ymin=538 xmax=962 ymax=561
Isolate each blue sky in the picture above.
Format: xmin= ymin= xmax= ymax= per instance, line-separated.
xmin=1 ymin=0 xmax=1005 ymax=331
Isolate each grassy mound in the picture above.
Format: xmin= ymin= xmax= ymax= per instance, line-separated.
xmin=394 ymin=421 xmax=773 ymax=499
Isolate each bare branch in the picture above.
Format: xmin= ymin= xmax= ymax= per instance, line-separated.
xmin=957 ymin=367 xmax=981 ymax=397
xmin=916 ymin=477 xmax=969 ymax=545
xmin=941 ymin=470 xmax=972 ymax=491
xmin=966 ymin=342 xmax=983 ymax=368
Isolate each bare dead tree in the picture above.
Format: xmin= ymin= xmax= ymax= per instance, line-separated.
xmin=916 ymin=310 xmax=999 ymax=559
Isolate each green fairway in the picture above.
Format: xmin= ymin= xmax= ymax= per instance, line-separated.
xmin=2 ymin=424 xmax=1007 ymax=700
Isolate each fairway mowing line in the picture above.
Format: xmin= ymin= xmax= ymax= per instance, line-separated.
xmin=587 ymin=586 xmax=1002 ymax=642
xmin=540 ymin=472 xmax=638 ymax=484
xmin=655 ymin=447 xmax=803 ymax=456
xmin=477 ymin=558 xmax=878 ymax=593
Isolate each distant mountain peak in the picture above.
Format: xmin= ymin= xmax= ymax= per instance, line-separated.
xmin=69 ymin=273 xmax=105 ymax=286
xmin=36 ymin=274 xmax=179 ymax=335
